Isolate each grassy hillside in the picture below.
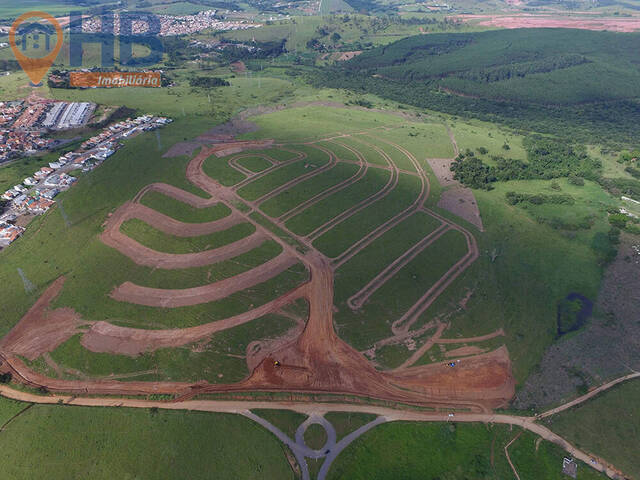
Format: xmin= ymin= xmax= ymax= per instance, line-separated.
xmin=327 ymin=421 xmax=607 ymax=480
xmin=0 ymin=398 xmax=294 ymax=480
xmin=545 ymin=379 xmax=640 ymax=480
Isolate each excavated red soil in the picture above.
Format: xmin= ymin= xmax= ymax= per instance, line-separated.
xmin=0 ymin=278 xmax=82 ymax=360
xmin=0 ymin=136 xmax=515 ymax=411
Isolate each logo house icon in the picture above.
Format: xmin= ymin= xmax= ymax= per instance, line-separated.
xmin=18 ymin=22 xmax=54 ymax=52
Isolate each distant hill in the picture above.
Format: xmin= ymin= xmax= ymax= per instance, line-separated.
xmin=313 ymin=28 xmax=640 ymax=144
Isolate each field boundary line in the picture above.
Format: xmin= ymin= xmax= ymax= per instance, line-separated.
xmin=347 ymin=224 xmax=451 ymax=309
xmin=278 ymin=140 xmax=368 ymax=223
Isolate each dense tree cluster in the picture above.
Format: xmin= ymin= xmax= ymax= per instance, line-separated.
xmin=450 ymin=136 xmax=602 ymax=189
xmin=188 ymin=76 xmax=230 ymax=88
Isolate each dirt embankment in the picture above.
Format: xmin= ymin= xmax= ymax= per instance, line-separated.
xmin=0 ymin=278 xmax=82 ymax=360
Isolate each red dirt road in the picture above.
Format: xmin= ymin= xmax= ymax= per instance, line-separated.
xmin=110 ymin=252 xmax=299 ymax=307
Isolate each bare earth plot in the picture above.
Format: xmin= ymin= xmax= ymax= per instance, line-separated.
xmin=0 ymin=112 xmax=514 ymax=415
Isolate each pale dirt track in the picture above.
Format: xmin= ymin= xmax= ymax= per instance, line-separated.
xmin=255 ymin=145 xmax=336 ymax=205
xmin=278 ymin=140 xmax=368 ymax=223
xmin=108 ymin=202 xmax=245 ymax=237
xmin=347 ymin=224 xmax=451 ymax=309
xmin=307 ymin=139 xmax=399 ymax=241
xmin=0 ymin=381 xmax=632 ymax=480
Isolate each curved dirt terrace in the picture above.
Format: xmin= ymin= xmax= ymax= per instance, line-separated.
xmin=328 ymin=135 xmax=431 ymax=267
xmin=135 ymin=182 xmax=216 ymax=207
xmin=255 ymin=145 xmax=337 ymax=205
xmin=232 ymin=148 xmax=306 ymax=191
xmin=278 ymin=140 xmax=368 ymax=223
xmin=347 ymin=224 xmax=452 ymax=309
xmin=330 ymin=138 xmax=430 ymax=267
xmin=102 ymin=217 xmax=268 ymax=269
xmin=110 ymin=252 xmax=300 ymax=308
xmin=110 ymin=202 xmax=244 ymax=237
xmin=307 ymin=139 xmax=399 ymax=241
xmin=81 ymin=285 xmax=308 ymax=356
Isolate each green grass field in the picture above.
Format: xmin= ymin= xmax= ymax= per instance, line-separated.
xmin=0 ymin=398 xmax=294 ymax=480
xmin=327 ymin=421 xmax=607 ymax=480
xmin=236 ymin=155 xmax=273 ymax=173
xmin=313 ymin=173 xmax=422 ymax=257
xmin=260 ymin=162 xmax=359 ymax=218
xmin=546 ymin=379 xmax=640 ymax=480
xmin=120 ymin=218 xmax=255 ymax=253
xmin=285 ymin=167 xmax=391 ymax=235
xmin=251 ymin=409 xmax=307 ymax=439
xmin=140 ymin=190 xmax=228 ymax=222
xmin=323 ymin=411 xmax=378 ymax=440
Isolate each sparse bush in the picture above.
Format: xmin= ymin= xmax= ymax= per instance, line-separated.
xmin=568 ymin=175 xmax=585 ymax=186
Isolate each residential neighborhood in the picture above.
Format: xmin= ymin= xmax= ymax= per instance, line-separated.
xmin=0 ymin=115 xmax=172 ymax=248
xmin=0 ymin=99 xmax=97 ymax=163
xmin=80 ymin=10 xmax=260 ymax=36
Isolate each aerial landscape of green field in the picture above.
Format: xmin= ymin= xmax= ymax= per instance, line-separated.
xmin=0 ymin=0 xmax=638 ymax=478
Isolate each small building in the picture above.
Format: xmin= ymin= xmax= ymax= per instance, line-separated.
xmin=562 ymin=458 xmax=577 ymax=479
xmin=23 ymin=177 xmax=37 ymax=186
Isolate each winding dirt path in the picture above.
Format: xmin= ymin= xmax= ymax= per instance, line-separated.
xmin=255 ymin=145 xmax=336 ymax=205
xmin=278 ymin=140 xmax=368 ymax=223
xmin=307 ymin=139 xmax=399 ymax=241
xmin=232 ymin=148 xmax=306 ymax=191
xmin=110 ymin=251 xmax=299 ymax=308
xmin=81 ymin=285 xmax=307 ymax=355
xmin=537 ymin=371 xmax=640 ymax=419
xmin=347 ymin=224 xmax=451 ymax=309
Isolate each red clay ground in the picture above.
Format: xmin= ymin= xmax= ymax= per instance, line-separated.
xmin=0 ymin=126 xmax=515 ymax=411
xmin=457 ymin=14 xmax=640 ymax=31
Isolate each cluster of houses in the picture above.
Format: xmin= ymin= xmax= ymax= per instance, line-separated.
xmin=0 ymin=100 xmax=96 ymax=163
xmin=80 ymin=10 xmax=260 ymax=36
xmin=0 ymin=115 xmax=172 ymax=248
